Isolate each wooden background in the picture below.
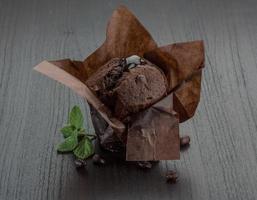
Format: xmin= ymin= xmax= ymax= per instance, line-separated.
xmin=0 ymin=0 xmax=257 ymax=199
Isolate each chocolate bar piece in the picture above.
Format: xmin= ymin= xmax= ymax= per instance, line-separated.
xmin=126 ymin=93 xmax=180 ymax=161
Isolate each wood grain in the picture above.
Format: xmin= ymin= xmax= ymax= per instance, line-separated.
xmin=0 ymin=0 xmax=257 ymax=199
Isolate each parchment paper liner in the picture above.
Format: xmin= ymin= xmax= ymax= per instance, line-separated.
xmin=34 ymin=6 xmax=204 ymax=161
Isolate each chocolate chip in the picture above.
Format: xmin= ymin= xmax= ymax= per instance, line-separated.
xmin=74 ymin=159 xmax=87 ymax=169
xmin=166 ymin=170 xmax=178 ymax=184
xmin=180 ymin=136 xmax=190 ymax=147
xmin=103 ymin=65 xmax=124 ymax=90
xmin=135 ymin=74 xmax=148 ymax=85
xmin=93 ymin=154 xmax=106 ymax=165
xmin=120 ymin=58 xmax=127 ymax=68
xmin=137 ymin=161 xmax=152 ymax=169
xmin=123 ymin=116 xmax=132 ymax=123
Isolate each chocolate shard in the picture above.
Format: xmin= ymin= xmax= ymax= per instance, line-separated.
xmin=166 ymin=170 xmax=178 ymax=184
xmin=126 ymin=93 xmax=180 ymax=161
xmin=144 ymin=40 xmax=204 ymax=122
xmin=137 ymin=161 xmax=152 ymax=169
xmin=82 ymin=5 xmax=157 ymax=79
xmin=180 ymin=135 xmax=190 ymax=147
xmin=89 ymin=105 xmax=125 ymax=151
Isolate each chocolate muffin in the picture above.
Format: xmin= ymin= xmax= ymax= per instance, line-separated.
xmin=86 ymin=55 xmax=168 ymax=120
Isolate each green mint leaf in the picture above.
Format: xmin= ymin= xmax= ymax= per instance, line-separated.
xmin=60 ymin=125 xmax=75 ymax=138
xmin=73 ymin=137 xmax=94 ymax=159
xmin=69 ymin=106 xmax=84 ymax=129
xmin=57 ymin=132 xmax=78 ymax=152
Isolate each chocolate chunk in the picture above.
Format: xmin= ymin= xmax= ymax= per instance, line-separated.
xmin=180 ymin=136 xmax=190 ymax=147
xmin=126 ymin=93 xmax=180 ymax=161
xmin=135 ymin=74 xmax=147 ymax=85
xmin=74 ymin=159 xmax=87 ymax=169
xmin=137 ymin=161 xmax=152 ymax=169
xmin=103 ymin=66 xmax=124 ymax=90
xmin=166 ymin=170 xmax=178 ymax=184
xmin=93 ymin=154 xmax=106 ymax=165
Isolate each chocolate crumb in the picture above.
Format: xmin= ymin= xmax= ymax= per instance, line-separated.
xmin=180 ymin=136 xmax=190 ymax=147
xmin=166 ymin=170 xmax=178 ymax=184
xmin=135 ymin=74 xmax=148 ymax=85
xmin=74 ymin=159 xmax=87 ymax=169
xmin=103 ymin=65 xmax=124 ymax=90
xmin=137 ymin=161 xmax=152 ymax=169
xmin=101 ymin=58 xmax=127 ymax=91
xmin=93 ymin=154 xmax=106 ymax=165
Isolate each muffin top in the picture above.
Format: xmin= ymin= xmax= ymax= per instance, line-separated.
xmin=86 ymin=55 xmax=168 ymax=120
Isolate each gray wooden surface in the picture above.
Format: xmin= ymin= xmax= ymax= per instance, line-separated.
xmin=0 ymin=0 xmax=257 ymax=199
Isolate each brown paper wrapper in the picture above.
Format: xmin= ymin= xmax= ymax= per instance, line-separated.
xmin=34 ymin=61 xmax=126 ymax=138
xmin=144 ymin=41 xmax=204 ymax=122
xmin=33 ymin=6 xmax=204 ymax=161
xmin=82 ymin=6 xmax=157 ymax=79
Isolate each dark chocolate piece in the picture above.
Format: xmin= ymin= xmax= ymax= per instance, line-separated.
xmin=137 ymin=161 xmax=152 ymax=169
xmin=180 ymin=135 xmax=190 ymax=147
xmin=126 ymin=93 xmax=180 ymax=161
xmin=166 ymin=170 xmax=178 ymax=184
xmin=74 ymin=159 xmax=87 ymax=169
xmin=89 ymin=105 xmax=125 ymax=152
xmin=103 ymin=59 xmax=126 ymax=91
xmin=93 ymin=154 xmax=106 ymax=165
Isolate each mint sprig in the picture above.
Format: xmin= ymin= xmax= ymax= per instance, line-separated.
xmin=60 ymin=125 xmax=76 ymax=138
xmin=69 ymin=106 xmax=84 ymax=129
xmin=73 ymin=137 xmax=94 ymax=159
xmin=57 ymin=131 xmax=78 ymax=152
xmin=57 ymin=106 xmax=95 ymax=160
